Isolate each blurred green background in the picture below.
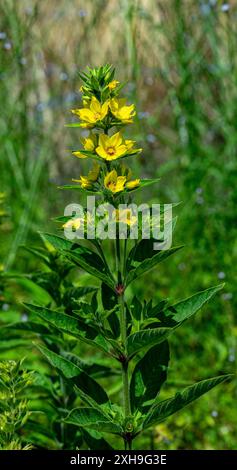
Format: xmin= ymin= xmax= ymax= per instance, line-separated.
xmin=0 ymin=0 xmax=236 ymax=449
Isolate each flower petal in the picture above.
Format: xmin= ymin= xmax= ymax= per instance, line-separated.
xmin=110 ymin=131 xmax=123 ymax=147
xmin=72 ymin=151 xmax=88 ymax=159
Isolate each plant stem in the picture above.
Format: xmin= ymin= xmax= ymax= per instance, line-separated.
xmin=115 ymin=234 xmax=132 ymax=449
xmin=119 ymin=294 xmax=130 ymax=417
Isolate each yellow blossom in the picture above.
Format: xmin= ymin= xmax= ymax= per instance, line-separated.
xmin=124 ymin=139 xmax=135 ymax=151
xmin=107 ymin=80 xmax=119 ymax=90
xmin=63 ymin=217 xmax=83 ymax=231
xmin=87 ymin=162 xmax=100 ymax=181
xmin=96 ymin=132 xmax=131 ymax=161
xmin=72 ymin=151 xmax=88 ymax=159
xmin=126 ymin=179 xmax=140 ymax=190
xmin=113 ymin=209 xmax=137 ymax=226
xmin=71 ymin=96 xmax=109 ymax=127
xmin=74 ymin=176 xmax=92 ymax=189
xmin=81 ymin=133 xmax=97 ymax=151
xmin=109 ymin=98 xmax=135 ymax=123
xmin=72 ymin=133 xmax=97 ymax=159
xmin=104 ymin=170 xmax=126 ymax=193
xmin=73 ymin=163 xmax=100 ymax=189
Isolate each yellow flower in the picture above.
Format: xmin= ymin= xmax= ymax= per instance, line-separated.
xmin=81 ymin=133 xmax=97 ymax=151
xmin=63 ymin=217 xmax=83 ymax=231
xmin=96 ymin=132 xmax=129 ymax=161
xmin=104 ymin=170 xmax=126 ymax=193
xmin=71 ymin=96 xmax=109 ymax=127
xmin=107 ymin=80 xmax=119 ymax=90
xmin=72 ymin=133 xmax=97 ymax=160
xmin=113 ymin=209 xmax=137 ymax=226
xmin=109 ymin=98 xmax=135 ymax=123
xmin=73 ymin=163 xmax=100 ymax=189
xmin=126 ymin=179 xmax=140 ymax=190
xmin=87 ymin=162 xmax=100 ymax=181
xmin=124 ymin=139 xmax=135 ymax=151
xmin=72 ymin=151 xmax=88 ymax=159
xmin=74 ymin=176 xmax=92 ymax=189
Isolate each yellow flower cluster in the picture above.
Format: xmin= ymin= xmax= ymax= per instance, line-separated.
xmin=72 ymin=96 xmax=135 ymax=128
xmin=67 ymin=71 xmax=142 ymax=202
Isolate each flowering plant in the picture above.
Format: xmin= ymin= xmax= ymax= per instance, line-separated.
xmin=25 ymin=65 xmax=231 ymax=450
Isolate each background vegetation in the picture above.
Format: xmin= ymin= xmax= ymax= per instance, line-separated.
xmin=0 ymin=0 xmax=236 ymax=449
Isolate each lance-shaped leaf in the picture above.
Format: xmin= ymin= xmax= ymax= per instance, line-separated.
xmin=143 ymin=375 xmax=232 ymax=429
xmin=130 ymin=341 xmax=170 ymax=413
xmin=159 ymin=284 xmax=224 ymax=327
xmin=126 ymin=242 xmax=183 ymax=287
xmin=58 ymin=185 xmax=102 ymax=195
xmin=6 ymin=321 xmax=51 ymax=336
xmin=41 ymin=233 xmax=114 ymax=289
xmin=130 ymin=296 xmax=143 ymax=321
xmin=39 ymin=232 xmax=73 ymax=251
xmin=24 ymin=304 xmax=112 ymax=355
xmin=65 ymin=248 xmax=115 ymax=290
xmin=63 ymin=352 xmax=115 ymax=379
xmin=63 ymin=286 xmax=97 ymax=310
xmin=36 ymin=344 xmax=109 ymax=405
xmin=125 ymin=178 xmax=160 ymax=195
xmin=82 ymin=429 xmax=114 ymax=450
xmin=101 ymin=282 xmax=120 ymax=338
xmin=64 ymin=407 xmax=122 ymax=434
xmin=21 ymin=245 xmax=51 ymax=266
xmin=146 ymin=299 xmax=169 ymax=319
xmin=126 ymin=327 xmax=172 ymax=358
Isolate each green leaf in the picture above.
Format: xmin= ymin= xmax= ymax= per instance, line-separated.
xmin=24 ymin=303 xmax=112 ymax=355
xmin=162 ymin=284 xmax=224 ymax=326
xmin=39 ymin=232 xmax=73 ymax=251
xmin=36 ymin=344 xmax=109 ymax=405
xmin=63 ymin=286 xmax=97 ymax=308
xmin=58 ymin=185 xmax=101 ymax=195
xmin=82 ymin=429 xmax=114 ymax=450
xmin=130 ymin=296 xmax=142 ymax=321
xmin=126 ymin=243 xmax=183 ymax=286
xmin=0 ymin=338 xmax=31 ymax=351
xmin=146 ymin=299 xmax=169 ymax=319
xmin=21 ymin=245 xmax=50 ymax=265
xmin=130 ymin=341 xmax=170 ymax=413
xmin=7 ymin=275 xmax=52 ymax=305
xmin=143 ymin=374 xmax=232 ymax=429
xmin=65 ymin=248 xmax=115 ymax=290
xmin=126 ymin=178 xmax=160 ymax=194
xmin=126 ymin=327 xmax=172 ymax=358
xmin=63 ymin=352 xmax=115 ymax=379
xmin=101 ymin=282 xmax=120 ymax=338
xmin=70 ymin=149 xmax=102 ymax=162
xmin=64 ymin=407 xmax=122 ymax=434
xmin=6 ymin=321 xmax=51 ymax=335
xmin=40 ymin=234 xmax=112 ymax=287
xmin=65 ymin=123 xmax=81 ymax=128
